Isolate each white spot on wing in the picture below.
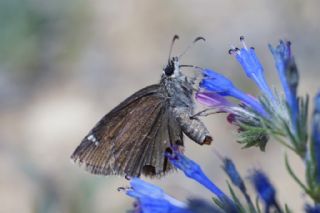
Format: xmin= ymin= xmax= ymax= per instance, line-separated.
xmin=87 ymin=134 xmax=100 ymax=146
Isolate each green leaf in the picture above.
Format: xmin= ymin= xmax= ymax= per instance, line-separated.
xmin=255 ymin=196 xmax=261 ymax=213
xmin=237 ymin=125 xmax=269 ymax=151
xmin=284 ymin=204 xmax=292 ymax=213
xmin=227 ymin=181 xmax=245 ymax=212
xmin=212 ymin=197 xmax=224 ymax=209
xmin=297 ymin=95 xmax=309 ymax=144
xmin=306 ymin=159 xmax=316 ymax=190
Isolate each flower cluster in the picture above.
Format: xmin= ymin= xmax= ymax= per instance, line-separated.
xmin=124 ymin=148 xmax=231 ymax=213
xmin=120 ymin=37 xmax=320 ymax=212
xmin=125 ymin=148 xmax=279 ymax=213
xmin=197 ymin=37 xmax=308 ymax=155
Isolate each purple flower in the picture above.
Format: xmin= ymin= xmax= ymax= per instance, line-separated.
xmin=269 ymin=40 xmax=299 ymax=130
xmin=230 ymin=36 xmax=275 ymax=102
xmin=195 ymin=92 xmax=233 ymax=110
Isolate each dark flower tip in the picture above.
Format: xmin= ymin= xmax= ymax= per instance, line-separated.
xmin=228 ymin=47 xmax=240 ymax=55
xmin=227 ymin=113 xmax=236 ymax=124
xmin=228 ymin=48 xmax=235 ymax=55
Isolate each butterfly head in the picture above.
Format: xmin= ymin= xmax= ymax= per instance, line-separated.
xmin=163 ymin=56 xmax=180 ymax=77
xmin=163 ymin=35 xmax=205 ymax=78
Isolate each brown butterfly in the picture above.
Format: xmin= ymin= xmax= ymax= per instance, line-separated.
xmin=71 ymin=35 xmax=212 ymax=178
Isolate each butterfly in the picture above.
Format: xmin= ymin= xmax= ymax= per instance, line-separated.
xmin=71 ymin=35 xmax=212 ymax=178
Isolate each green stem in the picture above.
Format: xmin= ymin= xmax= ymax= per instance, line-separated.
xmin=272 ymin=135 xmax=296 ymax=152
xmin=285 ymin=154 xmax=311 ymax=196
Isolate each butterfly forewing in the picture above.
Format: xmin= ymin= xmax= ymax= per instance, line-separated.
xmin=71 ymin=84 xmax=183 ymax=177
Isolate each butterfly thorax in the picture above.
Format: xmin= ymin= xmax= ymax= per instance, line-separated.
xmin=161 ymin=73 xmax=194 ymax=111
xmin=160 ymin=57 xmax=195 ymax=111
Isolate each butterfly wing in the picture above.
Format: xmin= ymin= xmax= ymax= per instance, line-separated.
xmin=71 ymin=84 xmax=183 ymax=177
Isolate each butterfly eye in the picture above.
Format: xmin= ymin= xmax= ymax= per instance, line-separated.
xmin=163 ymin=59 xmax=175 ymax=76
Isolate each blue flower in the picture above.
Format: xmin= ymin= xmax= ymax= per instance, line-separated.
xmin=166 ymin=148 xmax=238 ymax=212
xmin=199 ymin=69 xmax=267 ymax=117
xmin=166 ymin=148 xmax=227 ymax=200
xmin=269 ymin=40 xmax=299 ymax=130
xmin=126 ymin=178 xmax=192 ymax=213
xmin=230 ymin=36 xmax=275 ymax=102
xmin=250 ymin=170 xmax=278 ymax=211
xmin=200 ymin=69 xmax=235 ymax=95
xmin=305 ymin=204 xmax=320 ymax=213
xmin=222 ymin=158 xmax=245 ymax=192
xmin=312 ymin=92 xmax=320 ymax=183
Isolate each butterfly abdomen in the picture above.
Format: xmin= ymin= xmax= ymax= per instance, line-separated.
xmin=173 ymin=107 xmax=212 ymax=145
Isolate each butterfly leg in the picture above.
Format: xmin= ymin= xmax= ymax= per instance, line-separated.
xmin=190 ymin=108 xmax=219 ymax=119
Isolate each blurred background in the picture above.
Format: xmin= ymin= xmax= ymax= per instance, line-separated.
xmin=1 ymin=0 xmax=319 ymax=212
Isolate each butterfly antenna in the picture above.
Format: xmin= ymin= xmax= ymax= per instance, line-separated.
xmin=178 ymin=36 xmax=206 ymax=59
xmin=168 ymin=35 xmax=180 ymax=62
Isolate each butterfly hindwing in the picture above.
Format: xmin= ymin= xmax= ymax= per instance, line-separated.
xmin=71 ymin=84 xmax=183 ymax=177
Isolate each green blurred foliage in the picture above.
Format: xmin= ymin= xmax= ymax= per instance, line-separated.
xmin=0 ymin=0 xmax=90 ymax=74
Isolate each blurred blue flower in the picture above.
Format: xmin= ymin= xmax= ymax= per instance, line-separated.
xmin=230 ymin=37 xmax=275 ymax=102
xmin=187 ymin=199 xmax=223 ymax=213
xmin=199 ymin=69 xmax=267 ymax=116
xmin=222 ymin=158 xmax=254 ymax=210
xmin=305 ymin=204 xmax=320 ymax=213
xmin=250 ymin=170 xmax=278 ymax=211
xmin=269 ymin=40 xmax=299 ymax=130
xmin=222 ymin=158 xmax=245 ymax=192
xmin=312 ymin=92 xmax=320 ymax=183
